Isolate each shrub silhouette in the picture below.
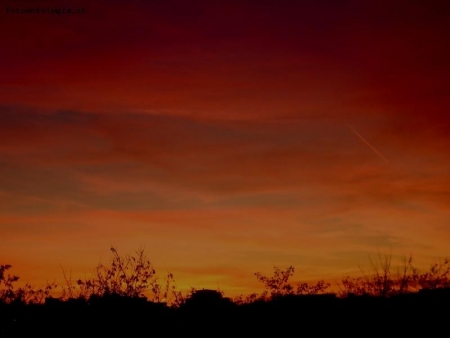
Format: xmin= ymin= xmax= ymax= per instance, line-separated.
xmin=60 ymin=246 xmax=188 ymax=306
xmin=92 ymin=246 xmax=155 ymax=297
xmin=255 ymin=266 xmax=295 ymax=298
xmin=60 ymin=246 xmax=157 ymax=299
xmin=254 ymin=265 xmax=330 ymax=300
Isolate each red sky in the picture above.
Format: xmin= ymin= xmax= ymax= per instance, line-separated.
xmin=1 ymin=0 xmax=450 ymax=296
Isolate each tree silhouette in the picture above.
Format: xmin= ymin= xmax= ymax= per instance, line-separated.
xmin=0 ymin=265 xmax=18 ymax=303
xmin=0 ymin=264 xmax=56 ymax=304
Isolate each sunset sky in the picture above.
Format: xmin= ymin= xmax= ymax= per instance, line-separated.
xmin=1 ymin=0 xmax=449 ymax=297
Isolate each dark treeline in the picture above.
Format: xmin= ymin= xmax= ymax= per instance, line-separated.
xmin=1 ymin=288 xmax=450 ymax=335
xmin=2 ymin=248 xmax=450 ymax=335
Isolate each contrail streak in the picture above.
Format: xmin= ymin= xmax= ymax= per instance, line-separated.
xmin=347 ymin=123 xmax=389 ymax=163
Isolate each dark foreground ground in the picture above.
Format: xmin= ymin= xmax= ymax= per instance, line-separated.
xmin=1 ymin=288 xmax=449 ymax=336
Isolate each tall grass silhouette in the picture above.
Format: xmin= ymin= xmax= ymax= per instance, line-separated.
xmin=338 ymin=252 xmax=450 ymax=297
